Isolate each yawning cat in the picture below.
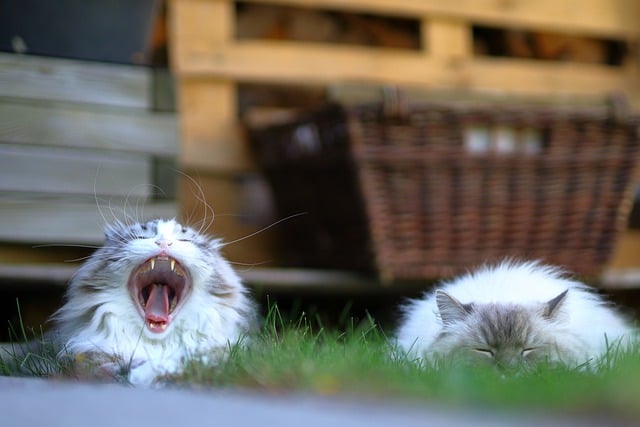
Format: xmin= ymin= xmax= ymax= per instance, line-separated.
xmin=50 ymin=218 xmax=257 ymax=385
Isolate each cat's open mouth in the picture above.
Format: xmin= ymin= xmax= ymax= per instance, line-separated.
xmin=128 ymin=256 xmax=191 ymax=333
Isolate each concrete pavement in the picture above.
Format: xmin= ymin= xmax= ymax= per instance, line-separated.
xmin=0 ymin=376 xmax=628 ymax=427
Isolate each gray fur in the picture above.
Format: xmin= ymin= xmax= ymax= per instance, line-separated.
xmin=432 ymin=291 xmax=570 ymax=368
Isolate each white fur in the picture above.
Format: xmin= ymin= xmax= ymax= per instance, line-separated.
xmin=395 ymin=260 xmax=636 ymax=368
xmin=53 ymin=219 xmax=256 ymax=386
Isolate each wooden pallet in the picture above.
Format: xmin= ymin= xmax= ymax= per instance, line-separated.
xmin=169 ymin=0 xmax=640 ymax=171
xmin=168 ymin=0 xmax=640 ymax=279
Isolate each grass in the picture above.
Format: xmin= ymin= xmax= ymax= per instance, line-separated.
xmin=3 ymin=303 xmax=640 ymax=421
xmin=173 ymin=305 xmax=640 ymax=420
xmin=0 ymin=300 xmax=65 ymax=377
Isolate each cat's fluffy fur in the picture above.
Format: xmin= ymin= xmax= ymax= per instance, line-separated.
xmin=395 ymin=260 xmax=635 ymax=369
xmin=51 ymin=219 xmax=257 ymax=386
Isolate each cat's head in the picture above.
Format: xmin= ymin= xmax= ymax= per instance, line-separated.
xmin=70 ymin=218 xmax=239 ymax=336
xmin=432 ymin=289 xmax=568 ymax=368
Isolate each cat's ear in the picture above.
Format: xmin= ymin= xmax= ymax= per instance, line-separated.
xmin=543 ymin=289 xmax=568 ymax=320
xmin=436 ymin=290 xmax=473 ymax=325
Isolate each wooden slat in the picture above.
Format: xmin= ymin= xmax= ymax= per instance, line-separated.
xmin=424 ymin=17 xmax=473 ymax=61
xmin=174 ymin=40 xmax=456 ymax=83
xmin=601 ymin=268 xmax=640 ymax=289
xmin=0 ymin=265 xmax=379 ymax=292
xmin=0 ymin=53 xmax=151 ymax=109
xmin=237 ymin=0 xmax=640 ymax=37
xmin=0 ymin=145 xmax=152 ymax=198
xmin=3 ymin=263 xmax=637 ymax=291
xmin=179 ymin=80 xmax=248 ymax=170
xmin=606 ymin=229 xmax=640 ymax=269
xmin=470 ymin=57 xmax=640 ymax=97
xmin=0 ymin=102 xmax=178 ymax=156
xmin=169 ymin=0 xmax=234 ymax=71
xmin=0 ymin=199 xmax=177 ymax=244
xmin=0 ymin=244 xmax=90 ymax=265
xmin=239 ymin=268 xmax=380 ymax=293
xmin=0 ymin=264 xmax=77 ymax=286
xmin=172 ymin=0 xmax=248 ymax=170
xmin=173 ymin=40 xmax=637 ymax=97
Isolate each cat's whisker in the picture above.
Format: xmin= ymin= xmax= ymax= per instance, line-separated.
xmin=105 ymin=203 xmax=126 ymax=235
xmin=32 ymin=244 xmax=104 ymax=249
xmin=220 ymin=212 xmax=307 ymax=248
xmin=93 ymin=164 xmax=112 ymax=232
xmin=63 ymin=255 xmax=99 ymax=263
xmin=121 ymin=187 xmax=142 ymax=230
xmin=177 ymin=170 xmax=216 ymax=236
xmin=193 ymin=189 xmax=214 ymax=236
xmin=123 ymin=183 xmax=167 ymax=227
xmin=227 ymin=260 xmax=272 ymax=269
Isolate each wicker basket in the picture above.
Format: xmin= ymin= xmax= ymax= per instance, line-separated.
xmin=246 ymin=97 xmax=640 ymax=281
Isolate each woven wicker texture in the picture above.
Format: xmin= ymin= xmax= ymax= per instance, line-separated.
xmin=248 ymin=100 xmax=639 ymax=281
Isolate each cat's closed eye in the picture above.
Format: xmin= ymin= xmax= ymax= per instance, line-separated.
xmin=175 ymin=226 xmax=192 ymax=241
xmin=520 ymin=348 xmax=537 ymax=357
xmin=177 ymin=232 xmax=192 ymax=242
xmin=473 ymin=348 xmax=494 ymax=357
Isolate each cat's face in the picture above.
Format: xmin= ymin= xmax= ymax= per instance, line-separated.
xmin=99 ymin=219 xmax=220 ymax=335
xmin=441 ymin=305 xmax=552 ymax=367
xmin=433 ymin=290 xmax=568 ymax=368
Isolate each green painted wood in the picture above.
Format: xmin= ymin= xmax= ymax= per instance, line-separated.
xmin=0 ymin=102 xmax=178 ymax=156
xmin=0 ymin=199 xmax=177 ymax=244
xmin=0 ymin=144 xmax=152 ymax=197
xmin=0 ymin=53 xmax=150 ymax=108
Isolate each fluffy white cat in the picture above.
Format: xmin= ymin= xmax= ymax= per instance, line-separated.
xmin=49 ymin=218 xmax=257 ymax=386
xmin=395 ymin=260 xmax=636 ymax=369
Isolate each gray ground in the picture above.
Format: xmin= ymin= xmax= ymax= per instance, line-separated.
xmin=0 ymin=376 xmax=628 ymax=427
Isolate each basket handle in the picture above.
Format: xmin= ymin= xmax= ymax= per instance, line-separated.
xmin=381 ymin=86 xmax=409 ymax=118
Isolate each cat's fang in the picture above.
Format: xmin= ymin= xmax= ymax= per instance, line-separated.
xmin=170 ymin=259 xmax=175 ymax=271
xmin=173 ymin=264 xmax=185 ymax=277
xmin=138 ymin=261 xmax=152 ymax=274
xmin=150 ymin=258 xmax=155 ymax=270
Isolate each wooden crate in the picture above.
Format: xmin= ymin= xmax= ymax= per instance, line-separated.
xmin=168 ymin=0 xmax=640 ymax=276
xmin=169 ymin=0 xmax=640 ymax=171
xmin=0 ymin=53 xmax=178 ymax=262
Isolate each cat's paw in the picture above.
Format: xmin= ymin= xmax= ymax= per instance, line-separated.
xmin=127 ymin=362 xmax=160 ymax=387
xmin=127 ymin=359 xmax=181 ymax=387
xmin=71 ymin=352 xmax=143 ymax=383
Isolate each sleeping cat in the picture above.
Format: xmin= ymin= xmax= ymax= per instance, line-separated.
xmin=13 ymin=219 xmax=257 ymax=386
xmin=395 ymin=260 xmax=635 ymax=369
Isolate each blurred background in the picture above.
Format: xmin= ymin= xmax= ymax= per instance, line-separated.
xmin=1 ymin=0 xmax=640 ymax=338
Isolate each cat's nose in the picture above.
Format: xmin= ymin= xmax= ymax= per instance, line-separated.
xmin=155 ymin=238 xmax=173 ymax=249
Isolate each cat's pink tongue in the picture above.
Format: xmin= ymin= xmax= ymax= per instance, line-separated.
xmin=145 ymin=283 xmax=170 ymax=332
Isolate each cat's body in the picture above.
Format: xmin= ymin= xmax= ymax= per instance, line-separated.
xmin=395 ymin=261 xmax=635 ymax=369
xmin=46 ymin=219 xmax=256 ymax=385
